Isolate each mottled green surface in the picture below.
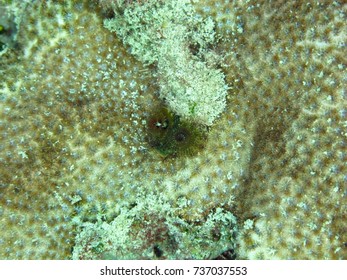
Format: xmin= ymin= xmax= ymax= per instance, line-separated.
xmin=0 ymin=0 xmax=346 ymax=260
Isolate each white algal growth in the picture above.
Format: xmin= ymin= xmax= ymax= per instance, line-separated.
xmin=104 ymin=0 xmax=228 ymax=125
xmin=72 ymin=193 xmax=238 ymax=260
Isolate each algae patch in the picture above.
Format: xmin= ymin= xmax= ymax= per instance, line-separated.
xmin=104 ymin=0 xmax=229 ymax=126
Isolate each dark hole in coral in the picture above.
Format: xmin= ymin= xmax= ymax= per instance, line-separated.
xmin=0 ymin=25 xmax=12 ymax=36
xmin=211 ymin=227 xmax=221 ymax=241
xmin=153 ymin=245 xmax=163 ymax=258
xmin=129 ymin=202 xmax=137 ymax=209
xmin=189 ymin=42 xmax=201 ymax=56
xmin=213 ymin=248 xmax=237 ymax=260
xmin=0 ymin=41 xmax=5 ymax=51
xmin=0 ymin=8 xmax=18 ymax=50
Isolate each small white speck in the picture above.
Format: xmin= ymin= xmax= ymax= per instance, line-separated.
xmin=243 ymin=219 xmax=254 ymax=230
xmin=18 ymin=151 xmax=28 ymax=159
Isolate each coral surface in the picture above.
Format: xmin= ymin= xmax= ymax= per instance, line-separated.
xmin=0 ymin=0 xmax=346 ymax=259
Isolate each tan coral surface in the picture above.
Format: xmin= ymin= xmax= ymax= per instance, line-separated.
xmin=0 ymin=0 xmax=346 ymax=259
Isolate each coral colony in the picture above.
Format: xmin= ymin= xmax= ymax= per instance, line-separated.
xmin=0 ymin=0 xmax=346 ymax=259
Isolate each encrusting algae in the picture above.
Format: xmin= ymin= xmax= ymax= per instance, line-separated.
xmin=0 ymin=0 xmax=346 ymax=259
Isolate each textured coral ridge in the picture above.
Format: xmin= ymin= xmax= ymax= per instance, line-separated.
xmin=202 ymin=0 xmax=347 ymax=259
xmin=0 ymin=0 xmax=346 ymax=260
xmin=0 ymin=0 xmax=248 ymax=259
